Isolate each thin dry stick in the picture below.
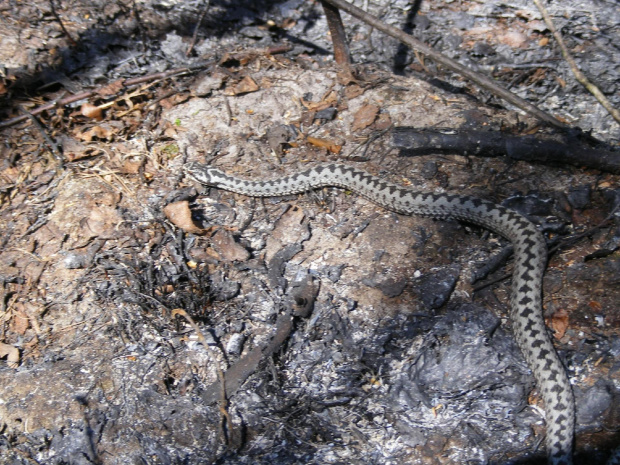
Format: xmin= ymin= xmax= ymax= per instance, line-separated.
xmin=172 ymin=308 xmax=234 ymax=444
xmin=186 ymin=0 xmax=210 ymax=57
xmin=320 ymin=0 xmax=352 ymax=67
xmin=321 ymin=0 xmax=565 ymax=128
xmin=20 ymin=108 xmax=64 ymax=164
xmin=533 ymin=0 xmax=620 ymax=125
xmin=0 ymin=63 xmax=214 ymax=129
xmin=49 ymin=0 xmax=77 ymax=46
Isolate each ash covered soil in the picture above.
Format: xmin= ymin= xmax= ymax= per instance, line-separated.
xmin=0 ymin=1 xmax=619 ymax=464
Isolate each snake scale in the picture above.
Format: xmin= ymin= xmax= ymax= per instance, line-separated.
xmin=185 ymin=162 xmax=575 ymax=465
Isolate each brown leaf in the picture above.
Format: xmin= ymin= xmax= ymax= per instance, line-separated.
xmin=281 ymin=18 xmax=296 ymax=29
xmin=300 ymin=110 xmax=316 ymax=127
xmin=122 ymin=157 xmax=144 ymax=174
xmin=80 ymin=103 xmax=104 ymax=121
xmin=0 ymin=342 xmax=20 ymax=369
xmin=306 ymin=136 xmax=342 ymax=154
xmin=60 ymin=135 xmax=103 ymax=162
xmin=159 ymin=93 xmax=190 ymax=109
xmin=351 ymin=103 xmax=379 ymax=132
xmin=211 ymin=229 xmax=250 ymax=262
xmin=337 ymin=68 xmax=357 ymax=85
xmin=82 ymin=204 xmax=123 ymax=240
xmin=76 ymin=124 xmax=117 ymax=142
xmin=164 ymin=201 xmax=205 ymax=235
xmin=0 ymin=165 xmax=21 ymax=183
xmin=548 ymin=308 xmax=569 ymax=339
xmin=588 ymin=301 xmax=603 ymax=311
xmin=10 ymin=305 xmax=30 ymax=335
xmin=300 ymin=90 xmax=338 ymax=111
xmin=65 ymin=147 xmax=104 ymax=162
xmin=374 ymin=112 xmax=392 ymax=130
xmin=226 ymin=75 xmax=260 ymax=95
xmin=98 ymin=79 xmax=124 ymax=97
xmin=344 ymin=83 xmax=365 ymax=100
xmin=220 ymin=51 xmax=255 ymax=67
xmin=498 ymin=31 xmax=529 ymax=48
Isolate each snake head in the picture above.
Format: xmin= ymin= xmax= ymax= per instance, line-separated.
xmin=184 ymin=162 xmax=223 ymax=187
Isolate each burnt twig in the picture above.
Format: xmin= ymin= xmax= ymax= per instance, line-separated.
xmin=392 ymin=127 xmax=620 ymax=174
xmin=321 ymin=0 xmax=565 ymax=128
xmin=200 ymin=307 xmax=295 ymax=405
xmin=172 ymin=309 xmax=235 ymax=445
xmin=186 ymin=0 xmax=210 ymax=57
xmin=49 ymin=0 xmax=77 ymax=46
xmin=20 ymin=108 xmax=64 ymax=165
xmin=471 ymin=245 xmax=514 ymax=285
xmin=533 ymin=0 xmax=620 ymax=125
xmin=0 ymin=62 xmax=214 ymax=129
xmin=320 ymin=0 xmax=351 ymax=68
xmin=549 ymin=200 xmax=620 ymax=258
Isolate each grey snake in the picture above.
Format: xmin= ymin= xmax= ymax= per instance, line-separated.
xmin=185 ymin=162 xmax=575 ymax=465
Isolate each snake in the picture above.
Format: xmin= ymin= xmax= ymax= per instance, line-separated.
xmin=185 ymin=162 xmax=575 ymax=465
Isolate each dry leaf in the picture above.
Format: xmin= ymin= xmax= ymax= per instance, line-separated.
xmin=159 ymin=93 xmax=190 ymax=109
xmin=300 ymin=90 xmax=338 ymax=111
xmin=351 ymin=103 xmax=379 ymax=132
xmin=164 ymin=201 xmax=205 ymax=234
xmin=211 ymin=229 xmax=250 ymax=262
xmin=80 ymin=103 xmax=103 ymax=121
xmin=220 ymin=51 xmax=254 ymax=67
xmin=65 ymin=147 xmax=104 ymax=162
xmin=498 ymin=31 xmax=529 ymax=48
xmin=281 ymin=18 xmax=296 ymax=29
xmin=122 ymin=156 xmax=144 ymax=174
xmin=554 ymin=75 xmax=567 ymax=88
xmin=82 ymin=205 xmax=123 ymax=240
xmin=226 ymin=75 xmax=260 ymax=95
xmin=60 ymin=135 xmax=100 ymax=162
xmin=337 ymin=68 xmax=357 ymax=85
xmin=11 ymin=307 xmax=30 ymax=335
xmin=76 ymin=124 xmax=117 ymax=142
xmin=344 ymin=83 xmax=365 ymax=100
xmin=98 ymin=79 xmax=124 ymax=97
xmin=374 ymin=112 xmax=392 ymax=130
xmin=588 ymin=301 xmax=603 ymax=311
xmin=1 ymin=165 xmax=21 ymax=183
xmin=548 ymin=308 xmax=569 ymax=339
xmin=0 ymin=342 xmax=20 ymax=368
xmin=306 ymin=136 xmax=342 ymax=154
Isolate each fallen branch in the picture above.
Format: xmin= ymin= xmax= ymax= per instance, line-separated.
xmin=392 ymin=127 xmax=620 ymax=174
xmin=321 ymin=0 xmax=565 ymax=128
xmin=200 ymin=308 xmax=295 ymax=405
xmin=200 ymin=272 xmax=318 ymax=404
xmin=533 ymin=0 xmax=620 ymax=125
xmin=320 ymin=0 xmax=352 ymax=67
xmin=0 ymin=62 xmax=215 ymax=129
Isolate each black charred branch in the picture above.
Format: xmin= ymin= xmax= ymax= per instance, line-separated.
xmin=392 ymin=127 xmax=620 ymax=174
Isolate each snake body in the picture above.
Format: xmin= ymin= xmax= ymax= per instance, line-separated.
xmin=185 ymin=162 xmax=574 ymax=465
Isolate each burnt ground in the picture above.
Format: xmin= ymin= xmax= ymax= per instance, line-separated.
xmin=0 ymin=0 xmax=619 ymax=464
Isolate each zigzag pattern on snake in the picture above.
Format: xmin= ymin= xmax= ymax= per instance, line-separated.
xmin=185 ymin=162 xmax=575 ymax=465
